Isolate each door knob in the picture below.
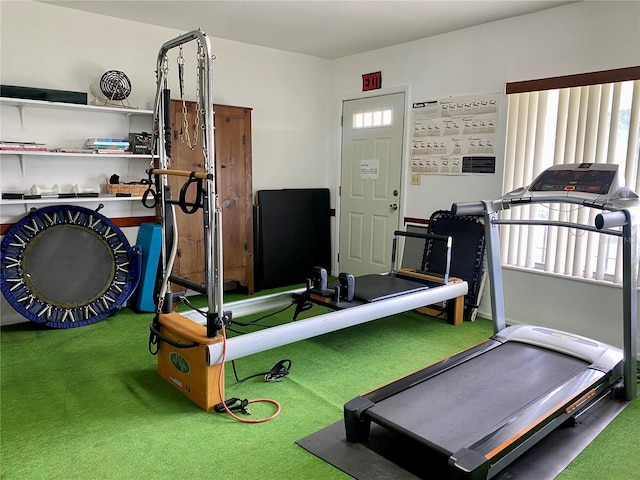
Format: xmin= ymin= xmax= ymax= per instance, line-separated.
xmin=389 ymin=203 xmax=398 ymax=211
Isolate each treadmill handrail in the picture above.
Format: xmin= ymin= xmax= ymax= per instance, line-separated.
xmin=491 ymin=219 xmax=623 ymax=237
xmin=451 ymin=193 xmax=638 ymax=401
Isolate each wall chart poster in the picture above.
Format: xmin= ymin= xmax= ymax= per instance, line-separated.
xmin=410 ymin=93 xmax=499 ymax=178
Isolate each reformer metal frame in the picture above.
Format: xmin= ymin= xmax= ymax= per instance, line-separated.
xmin=148 ymin=30 xmax=468 ymax=368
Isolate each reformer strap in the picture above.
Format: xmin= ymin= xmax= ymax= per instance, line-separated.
xmin=178 ymin=171 xmax=203 ymax=214
xmin=142 ymin=168 xmax=210 ymax=212
xmin=141 ymin=169 xmax=159 ymax=208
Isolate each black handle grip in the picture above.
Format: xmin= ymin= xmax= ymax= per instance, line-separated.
xmin=451 ymin=201 xmax=485 ymax=216
xmin=149 ymin=322 xmax=198 ymax=349
xmin=339 ymin=273 xmax=355 ymax=302
xmin=312 ymin=266 xmax=328 ymax=291
xmin=163 ymin=89 xmax=172 ymax=158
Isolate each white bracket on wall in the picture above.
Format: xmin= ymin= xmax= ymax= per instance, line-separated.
xmin=17 ymin=103 xmax=26 ymax=129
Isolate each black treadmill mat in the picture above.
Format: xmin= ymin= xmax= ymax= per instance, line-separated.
xmin=366 ymin=342 xmax=589 ymax=452
xmin=297 ymin=397 xmax=628 ymax=480
xmin=353 ymin=274 xmax=430 ymax=303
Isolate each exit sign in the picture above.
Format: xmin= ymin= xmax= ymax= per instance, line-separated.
xmin=362 ymin=71 xmax=382 ymax=91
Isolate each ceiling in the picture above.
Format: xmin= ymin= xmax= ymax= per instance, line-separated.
xmin=42 ymin=0 xmax=577 ymax=60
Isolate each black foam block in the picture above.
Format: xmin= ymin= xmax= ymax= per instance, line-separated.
xmin=255 ymin=188 xmax=331 ymax=290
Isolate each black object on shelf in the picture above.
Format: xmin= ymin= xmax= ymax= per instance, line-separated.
xmin=1 ymin=85 xmax=87 ymax=105
xmin=2 ymin=193 xmax=24 ymax=200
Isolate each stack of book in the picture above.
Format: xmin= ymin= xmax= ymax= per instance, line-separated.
xmin=85 ymin=138 xmax=130 ymax=154
xmin=0 ymin=141 xmax=47 ymax=151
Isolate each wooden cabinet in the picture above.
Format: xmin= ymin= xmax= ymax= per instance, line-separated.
xmin=167 ymin=100 xmax=254 ymax=294
xmin=214 ymin=104 xmax=254 ymax=294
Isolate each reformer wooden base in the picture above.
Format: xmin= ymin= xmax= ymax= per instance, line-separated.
xmin=156 ymin=312 xmax=224 ymax=411
xmin=397 ymin=269 xmax=465 ymax=325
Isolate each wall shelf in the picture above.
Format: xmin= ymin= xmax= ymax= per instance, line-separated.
xmin=1 ymin=96 xmax=154 ymax=210
xmin=1 ymin=195 xmax=145 ymax=206
xmin=0 ymin=150 xmax=152 ymax=158
xmin=0 ymin=150 xmax=152 ymax=176
xmin=0 ymin=96 xmax=153 ymax=128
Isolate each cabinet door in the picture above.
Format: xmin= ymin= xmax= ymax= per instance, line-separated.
xmin=168 ymin=101 xmax=253 ymax=293
xmin=215 ymin=105 xmax=254 ymax=294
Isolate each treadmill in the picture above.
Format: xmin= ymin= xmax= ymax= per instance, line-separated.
xmin=344 ymin=163 xmax=638 ymax=480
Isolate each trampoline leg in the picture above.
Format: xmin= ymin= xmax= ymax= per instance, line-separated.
xmin=344 ymin=396 xmax=375 ymax=442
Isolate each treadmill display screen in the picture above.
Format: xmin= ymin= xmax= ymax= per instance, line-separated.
xmin=530 ymin=167 xmax=616 ymax=195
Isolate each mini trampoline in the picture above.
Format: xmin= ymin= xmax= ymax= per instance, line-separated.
xmin=1 ymin=204 xmax=141 ymax=328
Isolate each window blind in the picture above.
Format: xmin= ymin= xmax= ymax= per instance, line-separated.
xmin=503 ymin=71 xmax=640 ymax=285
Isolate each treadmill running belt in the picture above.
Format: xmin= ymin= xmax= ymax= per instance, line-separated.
xmin=365 ymin=342 xmax=589 ymax=453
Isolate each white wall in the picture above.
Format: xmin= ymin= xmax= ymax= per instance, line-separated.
xmin=330 ymin=0 xmax=640 ymax=352
xmin=498 ymin=268 xmax=637 ymax=352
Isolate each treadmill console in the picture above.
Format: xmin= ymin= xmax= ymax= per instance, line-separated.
xmin=529 ymin=163 xmax=617 ymax=196
xmin=504 ymin=163 xmax=638 ymax=203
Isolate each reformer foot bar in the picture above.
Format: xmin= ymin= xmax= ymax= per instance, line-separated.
xmin=146 ymin=30 xmax=469 ymax=412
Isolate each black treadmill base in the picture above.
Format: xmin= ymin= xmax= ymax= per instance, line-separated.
xmin=297 ymin=398 xmax=629 ymax=480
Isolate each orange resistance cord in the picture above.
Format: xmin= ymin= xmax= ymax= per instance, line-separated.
xmin=216 ymin=326 xmax=281 ymax=423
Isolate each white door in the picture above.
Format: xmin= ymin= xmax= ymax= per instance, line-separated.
xmin=339 ymin=92 xmax=405 ymax=276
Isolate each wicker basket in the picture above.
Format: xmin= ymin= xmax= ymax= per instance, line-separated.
xmin=105 ymin=179 xmax=154 ymax=196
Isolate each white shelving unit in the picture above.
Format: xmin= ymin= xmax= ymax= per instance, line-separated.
xmin=0 ymin=96 xmax=154 ymax=214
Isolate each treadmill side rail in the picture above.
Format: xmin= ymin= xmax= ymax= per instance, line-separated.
xmin=466 ymin=368 xmax=612 ymax=478
xmin=445 ymin=365 xmax=614 ymax=479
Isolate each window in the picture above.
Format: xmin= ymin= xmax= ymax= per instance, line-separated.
xmin=352 ymin=109 xmax=392 ymax=129
xmin=503 ymin=67 xmax=640 ymax=285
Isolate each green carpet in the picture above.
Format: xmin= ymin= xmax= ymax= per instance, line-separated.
xmin=1 ymin=291 xmax=638 ymax=479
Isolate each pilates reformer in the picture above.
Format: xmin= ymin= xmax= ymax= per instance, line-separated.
xmin=291 ymin=230 xmax=467 ymax=326
xmin=144 ymin=30 xmax=468 ymax=415
xmin=344 ymin=162 xmax=638 ymax=479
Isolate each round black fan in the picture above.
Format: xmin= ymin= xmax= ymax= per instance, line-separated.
xmin=91 ymin=70 xmax=132 ymax=106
